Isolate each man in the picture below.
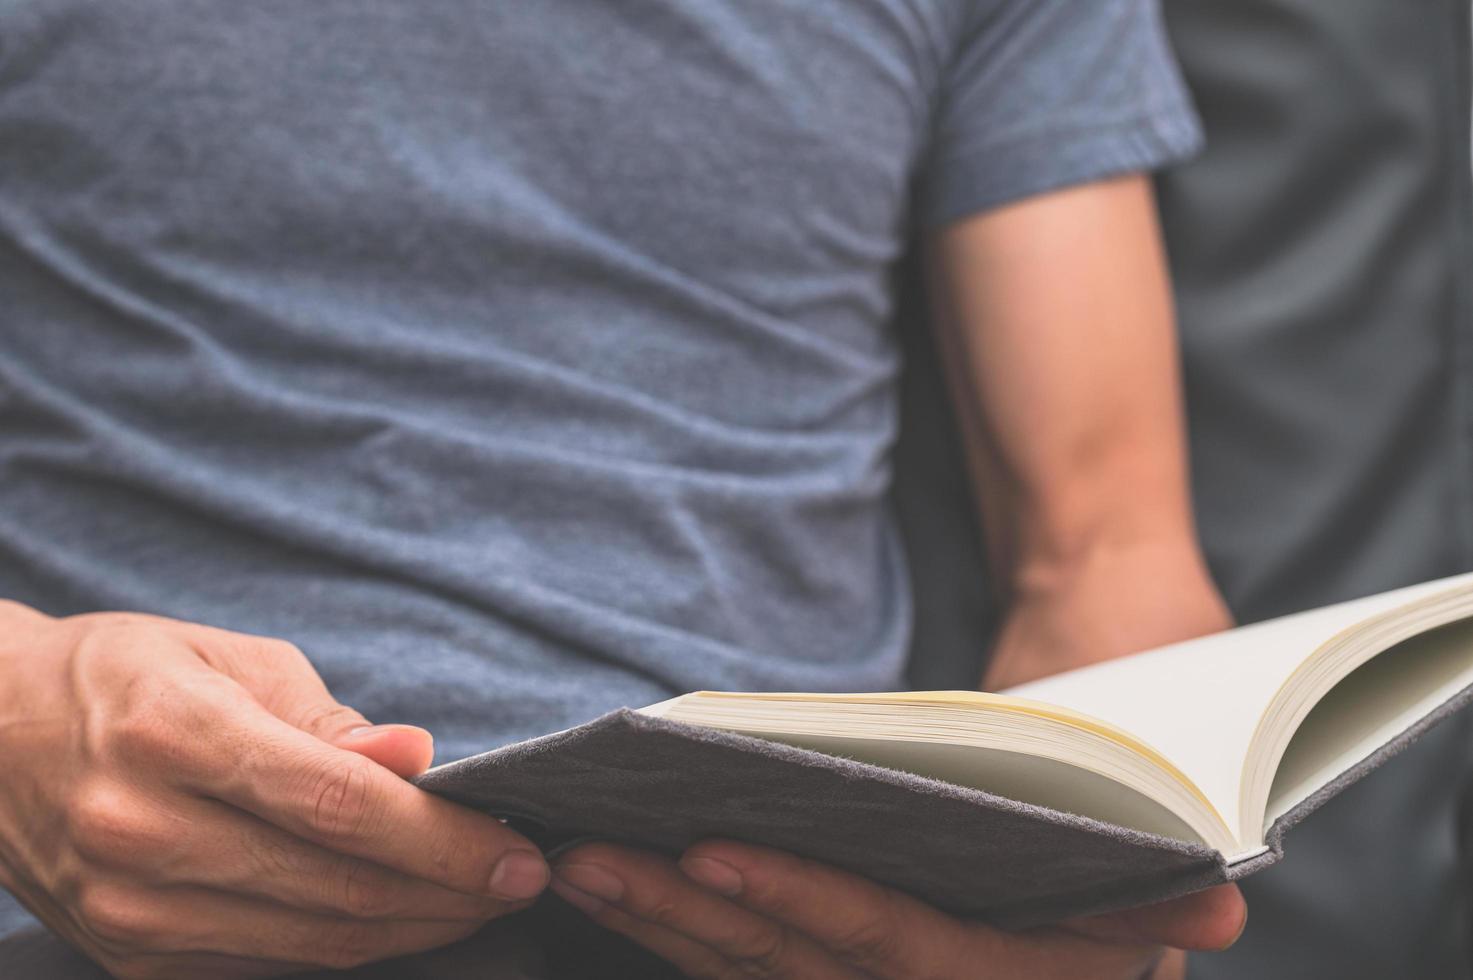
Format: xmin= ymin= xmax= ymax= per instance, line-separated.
xmin=0 ymin=1 xmax=1241 ymax=976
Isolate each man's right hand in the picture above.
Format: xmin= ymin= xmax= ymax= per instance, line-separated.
xmin=0 ymin=601 xmax=549 ymax=979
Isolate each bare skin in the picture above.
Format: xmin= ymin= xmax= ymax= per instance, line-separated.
xmin=0 ymin=603 xmax=550 ymax=979
xmin=552 ymin=176 xmax=1241 ymax=978
xmin=929 ymin=175 xmax=1233 ymax=691
xmin=547 ymin=840 xmax=1244 ymax=979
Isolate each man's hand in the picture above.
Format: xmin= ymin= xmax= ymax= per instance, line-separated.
xmin=549 ymin=840 xmax=1245 ymax=979
xmin=0 ymin=601 xmax=550 ymax=979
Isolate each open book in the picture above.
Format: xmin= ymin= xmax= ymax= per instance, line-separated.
xmin=417 ymin=573 xmax=1473 ymax=925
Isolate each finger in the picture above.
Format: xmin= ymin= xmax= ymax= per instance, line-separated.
xmin=72 ymin=880 xmax=485 ymax=973
xmin=1149 ymin=948 xmax=1187 ymax=980
xmin=83 ymin=616 xmax=434 ymax=778
xmin=678 ymin=838 xmax=975 ymax=976
xmin=180 ymin=625 xmax=437 ymax=776
xmin=333 ymin=724 xmax=437 ymax=779
xmin=70 ymin=789 xmax=520 ymax=922
xmin=157 ymin=688 xmax=549 ymax=903
xmin=0 ymin=598 xmax=51 ymax=630
xmin=553 ymin=843 xmax=858 ymax=980
xmin=1062 ymin=884 xmax=1246 ymax=952
xmin=679 ymin=840 xmax=1165 ymax=980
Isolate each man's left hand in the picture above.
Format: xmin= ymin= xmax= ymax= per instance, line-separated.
xmin=550 ymin=839 xmax=1244 ymax=979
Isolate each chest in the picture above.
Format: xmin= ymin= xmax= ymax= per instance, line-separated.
xmin=0 ymin=1 xmax=960 ymax=274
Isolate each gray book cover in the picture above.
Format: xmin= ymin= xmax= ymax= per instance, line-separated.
xmin=415 ymin=681 xmax=1473 ymax=927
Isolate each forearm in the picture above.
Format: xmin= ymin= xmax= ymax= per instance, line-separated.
xmin=932 ymin=175 xmax=1198 ymax=582
xmin=928 ymin=175 xmax=1229 ymax=684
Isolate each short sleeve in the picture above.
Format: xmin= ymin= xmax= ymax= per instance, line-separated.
xmin=922 ymin=0 xmax=1202 ymax=227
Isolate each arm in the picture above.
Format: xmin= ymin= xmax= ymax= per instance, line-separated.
xmin=928 ymin=173 xmax=1232 ymax=690
xmin=546 ymin=176 xmax=1244 ymax=979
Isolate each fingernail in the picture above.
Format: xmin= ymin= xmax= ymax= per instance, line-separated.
xmin=344 ymin=725 xmax=391 ymax=738
xmin=346 ymin=723 xmax=431 ymax=738
xmin=680 ymin=856 xmax=743 ymax=897
xmin=489 ymin=850 xmax=550 ymax=901
xmin=554 ymin=863 xmax=625 ymax=903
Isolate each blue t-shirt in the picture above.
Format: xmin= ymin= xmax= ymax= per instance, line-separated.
xmin=0 ymin=0 xmax=1196 ymax=901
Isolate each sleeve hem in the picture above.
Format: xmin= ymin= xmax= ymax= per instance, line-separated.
xmin=921 ymin=102 xmax=1204 ymax=229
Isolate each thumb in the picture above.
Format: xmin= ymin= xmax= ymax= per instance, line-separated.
xmin=193 ymin=629 xmax=437 ymax=778
xmin=1062 ymin=884 xmax=1247 ymax=952
xmin=263 ymin=668 xmax=436 ymax=778
xmin=332 ymin=724 xmax=436 ymax=779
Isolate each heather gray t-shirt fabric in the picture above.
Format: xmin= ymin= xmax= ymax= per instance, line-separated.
xmin=0 ymin=0 xmax=1197 ymax=940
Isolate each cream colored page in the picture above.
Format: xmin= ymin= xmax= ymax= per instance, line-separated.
xmin=1265 ymin=617 xmax=1473 ymax=825
xmin=1006 ymin=576 xmax=1473 ymax=846
xmin=754 ymin=734 xmax=1205 ymax=844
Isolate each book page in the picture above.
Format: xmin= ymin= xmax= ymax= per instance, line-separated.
xmin=648 ymin=691 xmax=1239 ymax=849
xmin=1263 ymin=617 xmax=1473 ymax=825
xmin=1007 ymin=576 xmax=1473 ymax=850
xmin=753 ymin=733 xmax=1206 ymax=844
